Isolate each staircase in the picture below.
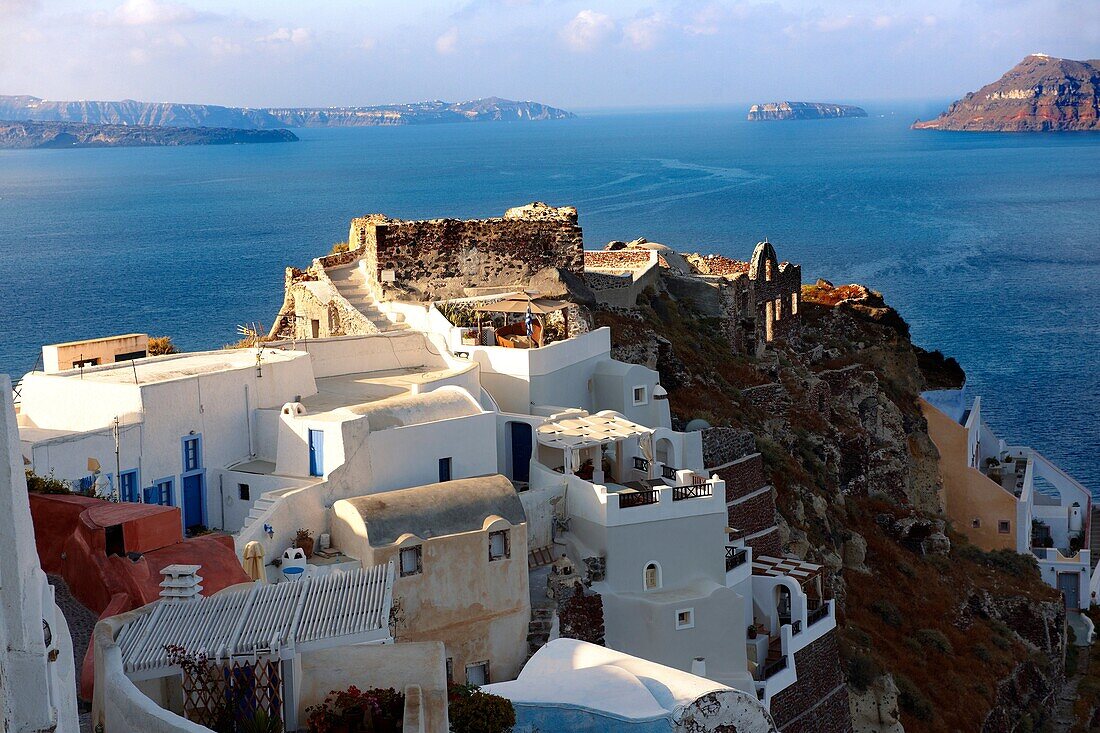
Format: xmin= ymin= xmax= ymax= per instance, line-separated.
xmin=1090 ymin=507 xmax=1100 ymax=570
xmin=325 ymin=265 xmax=408 ymax=332
xmin=244 ymin=496 xmax=278 ymax=529
xmin=526 ymin=607 xmax=554 ymax=660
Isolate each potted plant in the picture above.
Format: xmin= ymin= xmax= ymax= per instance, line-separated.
xmin=305 ymin=686 xmax=404 ymax=733
xmin=295 ymin=528 xmax=315 ymax=559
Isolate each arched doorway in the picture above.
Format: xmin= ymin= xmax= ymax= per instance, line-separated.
xmin=655 ymin=438 xmax=674 ymax=467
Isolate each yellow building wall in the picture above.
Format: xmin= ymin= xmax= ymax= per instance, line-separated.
xmin=921 ymin=400 xmax=1017 ymax=552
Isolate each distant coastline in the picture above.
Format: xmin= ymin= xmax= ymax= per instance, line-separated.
xmin=0 ymin=95 xmax=575 ymax=130
xmin=747 ymin=101 xmax=867 ymax=121
xmin=0 ymin=120 xmax=298 ymax=149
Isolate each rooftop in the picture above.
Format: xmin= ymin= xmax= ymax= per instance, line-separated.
xmin=337 ymin=473 xmax=524 ymax=547
xmin=300 ymin=366 xmax=473 ymax=413
xmin=45 ymin=348 xmax=303 ymax=385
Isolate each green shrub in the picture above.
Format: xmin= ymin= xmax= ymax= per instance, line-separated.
xmin=25 ymin=469 xmax=71 ymax=494
xmin=448 ymin=684 xmax=515 ymax=733
xmin=847 ymin=654 xmax=880 ymax=692
xmin=973 ymin=643 xmax=992 ymax=662
xmin=871 ymin=599 xmax=903 ymax=628
xmin=914 ymin=628 xmax=953 ymax=655
xmin=896 ymin=674 xmax=933 ymax=721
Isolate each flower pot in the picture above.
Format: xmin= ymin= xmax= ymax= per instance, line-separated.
xmin=296 ymin=536 xmax=315 ymax=558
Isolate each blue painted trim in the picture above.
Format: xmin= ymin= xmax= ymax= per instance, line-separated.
xmin=119 ymin=468 xmax=140 ymax=503
xmin=180 ymin=433 xmax=207 ymax=529
xmin=153 ymin=476 xmax=175 ymax=507
xmin=181 ymin=434 xmax=203 ymax=472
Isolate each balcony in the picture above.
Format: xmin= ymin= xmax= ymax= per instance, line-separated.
xmin=725 ymin=546 xmax=747 ymax=572
xmin=617 ymin=489 xmax=659 ymax=509
xmin=632 ymin=456 xmax=650 ymax=472
xmin=673 ymin=481 xmax=713 ymax=501
xmin=807 ymin=599 xmax=830 ymax=626
xmin=761 ymin=655 xmax=787 ymax=680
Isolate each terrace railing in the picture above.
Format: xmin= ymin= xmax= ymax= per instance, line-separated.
xmin=618 ymin=489 xmax=659 ymax=509
xmin=725 ymin=546 xmax=747 ymax=572
xmin=633 ymin=456 xmax=650 ymax=472
xmin=662 ymin=464 xmax=677 ymax=480
xmin=673 ymin=482 xmax=713 ymax=501
xmin=807 ymin=599 xmax=830 ymax=626
xmin=761 ymin=656 xmax=788 ymax=680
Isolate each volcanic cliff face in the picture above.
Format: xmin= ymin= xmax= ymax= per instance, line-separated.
xmin=747 ymin=102 xmax=868 ymax=121
xmin=913 ymin=54 xmax=1100 ymax=131
xmin=590 ymin=272 xmax=1068 ymax=732
xmin=0 ymin=95 xmax=575 ymax=129
xmin=0 ymin=120 xmax=297 ymax=149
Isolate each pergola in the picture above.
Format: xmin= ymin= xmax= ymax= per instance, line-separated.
xmin=474 ymin=291 xmax=570 ymax=348
xmin=116 ymin=563 xmax=395 ymax=727
xmin=536 ymin=411 xmax=654 ymax=482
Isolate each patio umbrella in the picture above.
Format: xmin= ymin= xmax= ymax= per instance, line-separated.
xmin=243 ymin=541 xmax=267 ymax=584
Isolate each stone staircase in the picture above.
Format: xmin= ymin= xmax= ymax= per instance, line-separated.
xmin=244 ymin=496 xmax=278 ymax=529
xmin=325 ymin=264 xmax=408 ymax=332
xmin=526 ymin=607 xmax=554 ymax=660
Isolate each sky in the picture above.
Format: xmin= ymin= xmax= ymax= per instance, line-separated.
xmin=0 ymin=0 xmax=1097 ymax=109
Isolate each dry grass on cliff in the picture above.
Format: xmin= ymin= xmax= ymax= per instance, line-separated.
xmin=840 ymin=498 xmax=1060 ymax=733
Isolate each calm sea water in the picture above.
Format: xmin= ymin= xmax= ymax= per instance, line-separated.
xmin=1 ymin=108 xmax=1097 ymax=492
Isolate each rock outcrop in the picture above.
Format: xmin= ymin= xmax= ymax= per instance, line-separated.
xmin=913 ymin=54 xmax=1100 ymax=131
xmin=0 ymin=95 xmax=574 ymax=129
xmin=747 ymin=102 xmax=868 ymax=121
xmin=0 ymin=120 xmax=297 ymax=149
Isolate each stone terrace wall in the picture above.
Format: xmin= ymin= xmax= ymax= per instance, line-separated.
xmin=769 ymin=630 xmax=852 ymax=733
xmin=702 ymin=427 xmax=757 ymax=470
xmin=351 ymin=203 xmax=584 ymax=301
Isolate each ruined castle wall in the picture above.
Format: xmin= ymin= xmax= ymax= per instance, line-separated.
xmin=769 ymin=630 xmax=852 ymax=733
xmin=351 ymin=210 xmax=584 ymax=301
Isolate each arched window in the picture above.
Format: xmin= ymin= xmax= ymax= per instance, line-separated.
xmin=644 ymin=562 xmax=661 ymax=591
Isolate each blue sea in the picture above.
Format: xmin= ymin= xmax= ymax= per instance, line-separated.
xmin=1 ymin=107 xmax=1097 ymax=492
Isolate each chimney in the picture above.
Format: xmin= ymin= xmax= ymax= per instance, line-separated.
xmin=691 ymin=657 xmax=706 ymax=677
xmin=160 ymin=564 xmax=203 ymax=602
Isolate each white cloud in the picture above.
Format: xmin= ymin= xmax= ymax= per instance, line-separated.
xmin=96 ymin=0 xmax=210 ymax=27
xmin=256 ymin=27 xmax=312 ymax=46
xmin=210 ymin=35 xmax=242 ymax=57
xmin=128 ymin=47 xmax=150 ymax=64
xmin=561 ymin=9 xmax=615 ymax=52
xmin=359 ymin=36 xmax=378 ymax=52
xmin=435 ymin=26 xmax=459 ymax=55
xmin=623 ymin=11 xmax=667 ymax=50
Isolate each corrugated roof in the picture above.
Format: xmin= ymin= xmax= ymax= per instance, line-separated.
xmin=116 ymin=563 xmax=393 ymax=679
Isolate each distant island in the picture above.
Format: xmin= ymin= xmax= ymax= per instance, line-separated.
xmin=913 ymin=54 xmax=1100 ymax=131
xmin=747 ymin=101 xmax=867 ymax=121
xmin=0 ymin=120 xmax=298 ymax=149
xmin=0 ymin=95 xmax=575 ymax=129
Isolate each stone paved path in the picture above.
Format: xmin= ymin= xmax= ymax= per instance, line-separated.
xmin=1053 ymin=645 xmax=1091 ymax=733
xmin=48 ymin=574 xmax=96 ymax=733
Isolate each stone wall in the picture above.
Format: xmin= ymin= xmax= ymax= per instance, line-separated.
xmin=352 ymin=202 xmax=585 ymax=301
xmin=702 ymin=427 xmax=757 ymax=470
xmin=720 ymin=454 xmax=767 ymax=502
xmin=729 ymin=492 xmax=777 ymax=539
xmin=769 ymin=630 xmax=853 ymax=733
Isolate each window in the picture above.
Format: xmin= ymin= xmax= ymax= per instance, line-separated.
xmin=310 ymin=319 xmax=320 ymax=339
xmin=489 ymin=530 xmax=510 ymax=561
xmin=446 ymin=658 xmax=454 ymax=683
xmin=400 ymin=545 xmax=422 ymax=577
xmin=971 ymin=518 xmax=982 ymax=529
xmin=676 ymin=608 xmax=695 ymax=630
xmin=632 ymin=386 xmax=648 ymax=406
xmin=465 ymin=661 xmax=489 ymax=686
xmin=643 ymin=562 xmax=661 ymax=591
xmin=183 ymin=436 xmax=201 ymax=471
xmin=998 ymin=520 xmax=1011 ymax=534
xmin=791 ymin=292 xmax=799 ymax=316
xmin=149 ymin=478 xmax=174 ymax=506
xmin=119 ymin=470 xmax=139 ymax=503
xmin=438 ymin=457 xmax=452 ymax=482
xmin=238 ymin=483 xmax=250 ymax=501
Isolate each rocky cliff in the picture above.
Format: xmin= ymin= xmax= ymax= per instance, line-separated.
xmin=590 ymin=272 xmax=1068 ymax=732
xmin=0 ymin=120 xmax=298 ymax=149
xmin=913 ymin=54 xmax=1100 ymax=131
xmin=747 ymin=102 xmax=867 ymax=121
xmin=0 ymin=95 xmax=574 ymax=129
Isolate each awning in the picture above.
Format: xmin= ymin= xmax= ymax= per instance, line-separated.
xmin=536 ymin=411 xmax=653 ymax=451
xmin=473 ymin=292 xmax=570 ymax=315
xmin=117 ymin=562 xmax=394 ymax=680
xmin=751 ymin=555 xmax=822 ymax=583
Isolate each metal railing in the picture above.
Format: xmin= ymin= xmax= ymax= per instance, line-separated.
xmin=807 ymin=600 xmax=830 ymax=626
xmin=725 ymin=546 xmax=747 ymax=572
xmin=618 ymin=489 xmax=659 ymax=509
xmin=761 ymin=656 xmax=787 ymax=680
xmin=633 ymin=456 xmax=650 ymax=472
xmin=673 ymin=482 xmax=713 ymax=501
xmin=662 ymin=464 xmax=677 ymax=480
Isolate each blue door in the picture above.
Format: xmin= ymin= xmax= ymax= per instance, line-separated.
xmin=182 ymin=474 xmax=204 ymax=531
xmin=509 ymin=422 xmax=532 ymax=483
xmin=119 ymin=470 xmax=139 ymax=503
xmin=308 ymin=429 xmax=324 ymax=477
